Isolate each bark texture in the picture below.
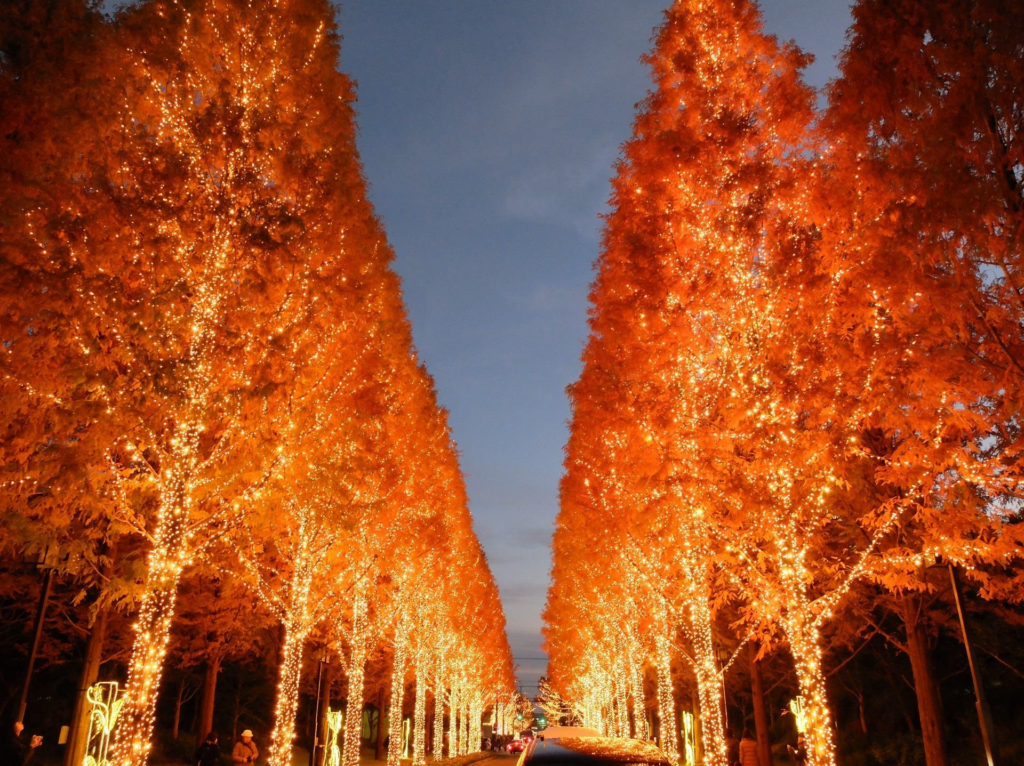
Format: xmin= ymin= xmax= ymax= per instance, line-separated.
xmin=901 ymin=593 xmax=949 ymax=766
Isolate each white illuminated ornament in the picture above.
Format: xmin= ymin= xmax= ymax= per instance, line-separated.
xmin=681 ymin=712 xmax=696 ymax=766
xmin=789 ymin=697 xmax=807 ymax=733
xmin=84 ymin=682 xmax=122 ymax=766
xmin=326 ymin=710 xmax=343 ymax=766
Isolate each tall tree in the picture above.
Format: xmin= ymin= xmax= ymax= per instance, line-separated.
xmin=818 ymin=2 xmax=1024 ymax=763
xmin=547 ymin=0 xmax=837 ymax=763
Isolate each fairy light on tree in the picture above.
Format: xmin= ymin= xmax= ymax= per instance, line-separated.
xmin=387 ymin=616 xmax=409 ymax=766
xmin=97 ymin=0 xmax=370 ymax=758
xmin=342 ymin=581 xmax=370 ymax=766
xmin=543 ymin=1 xmax=851 ymax=765
xmin=8 ymin=3 xmax=1023 ymax=766
xmin=412 ymin=657 xmax=428 ymax=766
xmin=1 ymin=2 xmax=518 ymax=766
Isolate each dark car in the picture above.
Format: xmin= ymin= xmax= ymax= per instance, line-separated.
xmin=507 ymin=739 xmax=527 ymax=754
xmin=523 ymin=734 xmax=670 ymax=766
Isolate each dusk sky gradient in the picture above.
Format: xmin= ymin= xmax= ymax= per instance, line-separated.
xmin=337 ymin=0 xmax=854 ymax=695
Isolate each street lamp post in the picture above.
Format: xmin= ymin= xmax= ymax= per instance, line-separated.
xmin=309 ymin=652 xmax=328 ymax=766
xmin=716 ymin=647 xmax=730 ymax=733
xmin=18 ymin=548 xmax=55 ymax=722
xmin=947 ymin=564 xmax=998 ymax=766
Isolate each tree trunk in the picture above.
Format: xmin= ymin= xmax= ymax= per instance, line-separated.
xmin=198 ymin=656 xmax=221 ymax=745
xmin=413 ymin=662 xmax=427 ymax=765
xmin=232 ymin=676 xmax=242 ymax=741
xmin=387 ymin=634 xmax=407 ymax=766
xmin=451 ymin=685 xmax=461 ymax=757
xmin=110 ymin=575 xmax=182 ymax=763
xmin=629 ymin=651 xmax=646 ymax=738
xmin=172 ymin=679 xmax=185 ymax=741
xmin=615 ymin=676 xmax=629 ymax=738
xmin=344 ymin=592 xmax=368 ymax=766
xmin=317 ymin=659 xmax=334 ymax=766
xmin=64 ymin=604 xmax=109 ymax=766
xmin=110 ymin=485 xmax=190 ymax=766
xmin=783 ymin=613 xmax=836 ymax=766
xmin=267 ymin=617 xmax=310 ymax=766
xmin=268 ymin=554 xmax=314 ymax=766
xmin=770 ymin=567 xmax=839 ymax=766
xmin=688 ymin=596 xmax=726 ymax=766
xmin=857 ymin=691 xmax=867 ymax=735
xmin=469 ymin=700 xmax=480 ymax=753
xmin=691 ymin=687 xmax=702 ymax=766
xmin=191 ymin=686 xmax=201 ymax=733
xmin=375 ymin=688 xmax=387 ymax=761
xmin=900 ymin=593 xmax=950 ymax=766
xmin=432 ymin=674 xmax=445 ymax=761
xmin=749 ymin=642 xmax=772 ymax=766
xmin=654 ymin=634 xmax=678 ymax=760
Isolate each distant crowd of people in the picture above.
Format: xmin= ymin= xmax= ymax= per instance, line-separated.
xmin=2 ymin=716 xmax=262 ymax=766
xmin=195 ymin=728 xmax=260 ymax=765
xmin=724 ymin=726 xmax=808 ymax=766
xmin=488 ymin=732 xmax=522 ymax=752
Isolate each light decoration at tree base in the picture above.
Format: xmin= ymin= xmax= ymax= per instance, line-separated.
xmin=387 ymin=628 xmax=408 ymax=766
xmin=789 ymin=697 xmax=806 ymax=733
xmin=781 ymin=592 xmax=836 ymax=766
xmin=413 ymin=664 xmax=427 ymax=766
xmin=654 ymin=635 xmax=679 ymax=761
xmin=266 ymin=533 xmax=315 ymax=766
xmin=343 ymin=588 xmax=368 ymax=766
xmin=84 ymin=682 xmax=122 ymax=766
xmin=686 ymin=591 xmax=727 ymax=766
xmin=109 ymin=547 xmax=185 ymax=766
xmin=615 ymin=675 xmax=629 ymax=738
xmin=432 ymin=677 xmax=446 ymax=761
xmin=326 ymin=710 xmax=343 ymax=766
xmin=451 ymin=685 xmax=461 ymax=757
xmin=681 ymin=712 xmax=696 ymax=766
xmin=469 ymin=697 xmax=482 ymax=753
xmin=460 ymin=700 xmax=470 ymax=755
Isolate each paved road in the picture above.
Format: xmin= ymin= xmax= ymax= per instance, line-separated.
xmin=476 ymin=755 xmax=517 ymax=765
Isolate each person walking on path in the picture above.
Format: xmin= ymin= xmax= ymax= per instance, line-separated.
xmin=195 ymin=731 xmax=221 ymax=766
xmin=2 ymin=720 xmax=41 ymax=766
xmin=233 ymin=729 xmax=259 ymax=764
xmin=738 ymin=728 xmax=760 ymax=766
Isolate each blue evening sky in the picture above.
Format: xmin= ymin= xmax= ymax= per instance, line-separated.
xmin=337 ymin=0 xmax=853 ymax=694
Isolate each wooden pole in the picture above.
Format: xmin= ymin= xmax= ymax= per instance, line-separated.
xmin=18 ymin=567 xmax=53 ymax=722
xmin=948 ymin=565 xmax=998 ymax=766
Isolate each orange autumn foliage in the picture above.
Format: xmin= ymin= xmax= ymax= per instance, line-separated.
xmin=546 ymin=3 xmax=1024 ymax=766
xmin=1 ymin=1 xmax=513 ymax=764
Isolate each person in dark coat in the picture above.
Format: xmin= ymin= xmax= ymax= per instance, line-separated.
xmin=724 ymin=726 xmax=740 ymax=766
xmin=787 ymin=734 xmax=808 ymax=764
xmin=195 ymin=731 xmax=221 ymax=766
xmin=2 ymin=721 xmax=41 ymax=766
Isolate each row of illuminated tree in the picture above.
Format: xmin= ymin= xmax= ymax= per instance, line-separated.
xmin=544 ymin=2 xmax=1023 ymax=766
xmin=0 ymin=1 xmax=514 ymax=765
